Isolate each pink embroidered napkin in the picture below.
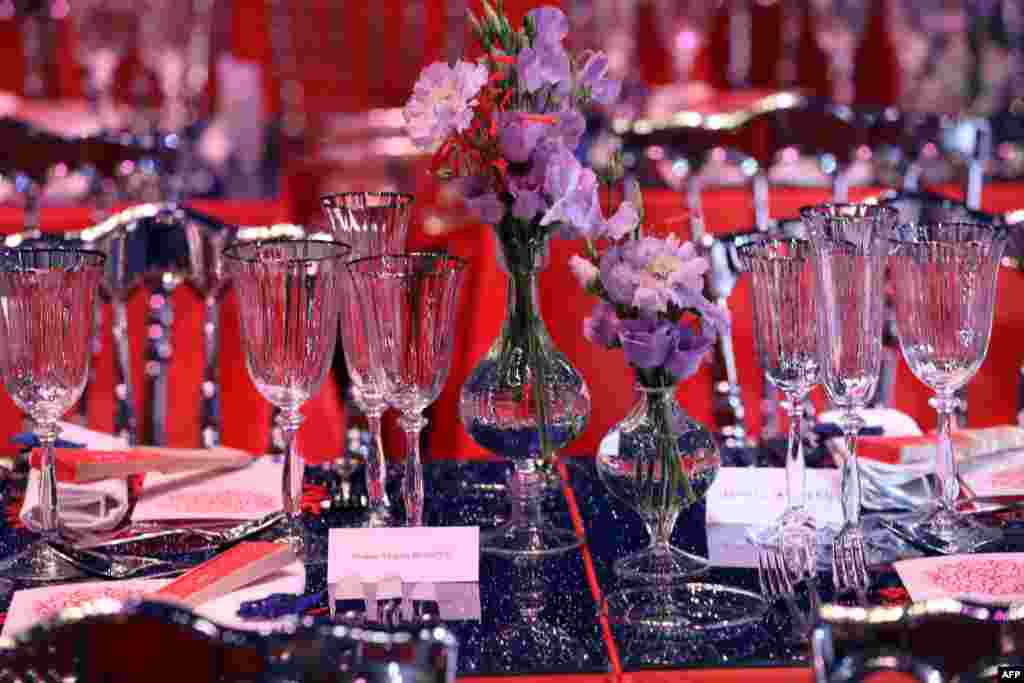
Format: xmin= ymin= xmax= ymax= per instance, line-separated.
xmin=894 ymin=553 xmax=1024 ymax=603
xmin=131 ymin=458 xmax=283 ymax=522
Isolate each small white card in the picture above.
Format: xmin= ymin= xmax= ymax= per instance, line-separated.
xmin=132 ymin=458 xmax=283 ymax=521
xmin=706 ymin=466 xmax=844 ymax=527
xmin=328 ymin=526 xmax=479 ymax=584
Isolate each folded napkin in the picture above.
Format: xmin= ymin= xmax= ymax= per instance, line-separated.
xmin=19 ymin=470 xmax=130 ymax=533
xmin=17 ymin=422 xmax=132 ymax=533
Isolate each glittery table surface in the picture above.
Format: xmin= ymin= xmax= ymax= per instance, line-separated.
xmin=3 ymin=456 xmax=1024 ymax=676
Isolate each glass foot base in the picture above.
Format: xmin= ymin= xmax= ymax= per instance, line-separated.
xmin=481 ymin=522 xmax=582 ymax=558
xmin=602 ymin=583 xmax=768 ymax=636
xmin=0 ymin=541 xmax=86 ymax=583
xmin=883 ymin=508 xmax=1002 ymax=555
xmin=614 ymin=544 xmax=709 ymax=582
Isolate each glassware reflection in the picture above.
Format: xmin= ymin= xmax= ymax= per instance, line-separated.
xmin=480 ymin=558 xmax=592 ymax=672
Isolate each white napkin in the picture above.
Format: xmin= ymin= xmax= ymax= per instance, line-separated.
xmin=18 ymin=422 xmax=131 ymax=533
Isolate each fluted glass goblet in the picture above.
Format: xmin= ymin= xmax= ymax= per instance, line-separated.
xmin=0 ymin=248 xmax=105 ymax=582
xmin=888 ymin=222 xmax=1008 ymax=553
xmin=223 ymin=239 xmax=350 ymax=554
xmin=322 ymin=192 xmax=412 ymax=523
xmin=348 ymin=254 xmax=467 ymax=527
xmin=801 ymin=204 xmax=897 ymax=568
xmin=736 ymin=238 xmax=820 ymax=547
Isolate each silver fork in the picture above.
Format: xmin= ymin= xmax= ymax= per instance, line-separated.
xmin=758 ymin=532 xmax=816 ymax=642
xmin=832 ymin=524 xmax=870 ymax=601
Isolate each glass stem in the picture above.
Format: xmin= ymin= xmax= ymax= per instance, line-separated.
xmin=400 ymin=411 xmax=427 ymax=527
xmin=509 ymin=461 xmax=546 ymax=531
xmin=365 ymin=409 xmax=390 ymax=512
xmin=933 ymin=392 xmax=961 ymax=513
xmin=276 ymin=408 xmax=305 ymax=541
xmin=839 ymin=410 xmax=865 ymax=527
xmin=35 ymin=421 xmax=61 ymax=542
xmin=784 ymin=390 xmax=809 ymax=517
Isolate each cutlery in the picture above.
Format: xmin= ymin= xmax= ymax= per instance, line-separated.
xmin=78 ymin=511 xmax=286 ymax=551
xmin=46 ymin=542 xmax=194 ymax=581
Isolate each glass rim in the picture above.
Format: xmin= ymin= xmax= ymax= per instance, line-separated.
xmin=346 ymin=251 xmax=469 ymax=273
xmin=222 ymin=238 xmax=352 ymax=263
xmin=734 ymin=236 xmax=811 ymax=257
xmin=888 ymin=220 xmax=1008 ymax=244
xmin=798 ymin=202 xmax=899 ymax=221
xmin=320 ymin=191 xmax=415 ymax=209
xmin=0 ymin=246 xmax=106 ymax=266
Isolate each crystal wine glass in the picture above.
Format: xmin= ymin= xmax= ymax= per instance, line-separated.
xmin=887 ymin=221 xmax=1008 ymax=553
xmin=347 ymin=254 xmax=467 ymax=527
xmin=736 ymin=238 xmax=820 ymax=545
xmin=223 ymin=239 xmax=350 ymax=553
xmin=0 ymin=248 xmax=105 ymax=582
xmin=801 ymin=204 xmax=897 ymax=573
xmin=321 ymin=192 xmax=412 ymax=523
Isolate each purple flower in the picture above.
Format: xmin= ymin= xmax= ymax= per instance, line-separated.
xmin=577 ymin=52 xmax=621 ymax=106
xmin=540 ymin=143 xmax=581 ymax=197
xmin=583 ymin=301 xmax=621 ymax=349
xmin=541 ymin=166 xmax=604 ymax=239
xmin=604 ymin=201 xmax=639 ymax=240
xmin=465 ymin=192 xmax=506 ymax=224
xmin=498 ymin=112 xmax=548 ymax=163
xmin=551 ymin=110 xmax=586 ymax=151
xmin=568 ymin=254 xmax=599 ymax=288
xmin=666 ymin=324 xmax=714 ymax=380
xmin=518 ymin=43 xmax=571 ymax=93
xmin=599 ymin=236 xmax=710 ymax=314
xmin=511 ymin=189 xmax=545 ymax=221
xmin=403 ymin=60 xmax=488 ymax=149
xmin=527 ymin=7 xmax=569 ymax=48
xmin=619 ymin=317 xmax=679 ymax=369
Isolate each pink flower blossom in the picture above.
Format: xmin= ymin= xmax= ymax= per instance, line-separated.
xmin=403 ymin=60 xmax=488 ymax=150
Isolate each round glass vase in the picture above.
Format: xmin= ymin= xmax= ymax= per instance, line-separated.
xmin=596 ymin=373 xmax=721 ymax=581
xmin=459 ymin=222 xmax=591 ymax=558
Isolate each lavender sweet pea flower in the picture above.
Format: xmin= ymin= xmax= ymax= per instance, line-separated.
xmin=403 ymin=60 xmax=488 ymax=149
xmin=511 ymin=189 xmax=545 ymax=221
xmin=518 ymin=43 xmax=571 ymax=93
xmin=604 ymin=201 xmax=639 ymax=241
xmin=498 ymin=112 xmax=548 ymax=164
xmin=666 ymin=324 xmax=715 ymax=380
xmin=577 ymin=52 xmax=622 ymax=106
xmin=583 ymin=301 xmax=622 ymax=349
xmin=527 ymin=7 xmax=569 ymax=48
xmin=619 ymin=317 xmax=679 ymax=369
xmin=542 ymin=167 xmax=605 ymax=239
xmin=552 ymin=110 xmax=586 ymax=151
xmin=568 ymin=254 xmax=599 ymax=288
xmin=465 ymin=192 xmax=506 ymax=224
xmin=541 ymin=143 xmax=581 ymax=197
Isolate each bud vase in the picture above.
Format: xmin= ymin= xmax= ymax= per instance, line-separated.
xmin=459 ymin=222 xmax=591 ymax=557
xmin=596 ymin=372 xmax=721 ymax=580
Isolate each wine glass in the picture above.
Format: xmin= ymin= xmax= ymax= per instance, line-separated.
xmin=223 ymin=239 xmax=351 ymax=553
xmin=0 ymin=248 xmax=105 ymax=582
xmin=347 ymin=254 xmax=467 ymax=527
xmin=887 ymin=222 xmax=1008 ymax=553
xmin=800 ymin=204 xmax=897 ymax=574
xmin=321 ymin=192 xmax=412 ymax=523
xmin=736 ymin=238 xmax=820 ymax=546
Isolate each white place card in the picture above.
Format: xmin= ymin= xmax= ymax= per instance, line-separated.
xmin=328 ymin=526 xmax=479 ymax=585
xmin=706 ymin=466 xmax=844 ymax=527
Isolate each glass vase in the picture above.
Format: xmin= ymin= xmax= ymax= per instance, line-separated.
xmin=596 ymin=373 xmax=720 ymax=581
xmin=460 ymin=222 xmax=591 ymax=557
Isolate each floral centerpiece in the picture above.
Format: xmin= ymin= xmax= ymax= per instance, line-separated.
xmin=570 ymin=187 xmax=728 ymax=580
xmin=402 ymin=2 xmax=637 ymax=557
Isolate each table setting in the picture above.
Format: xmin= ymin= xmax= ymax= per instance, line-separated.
xmin=4 ymin=3 xmax=1024 ymax=682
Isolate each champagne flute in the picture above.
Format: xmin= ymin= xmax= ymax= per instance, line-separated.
xmin=801 ymin=204 xmax=896 ymax=579
xmin=223 ymin=239 xmax=350 ymax=553
xmin=887 ymin=221 xmax=1007 ymax=553
xmin=0 ymin=248 xmax=105 ymax=582
xmin=321 ymin=192 xmax=412 ymax=523
xmin=736 ymin=238 xmax=820 ymax=546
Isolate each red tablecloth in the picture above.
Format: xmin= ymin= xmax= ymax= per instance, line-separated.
xmin=413 ymin=183 xmax=1024 ymax=460
xmin=0 ymin=199 xmax=345 ymax=463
